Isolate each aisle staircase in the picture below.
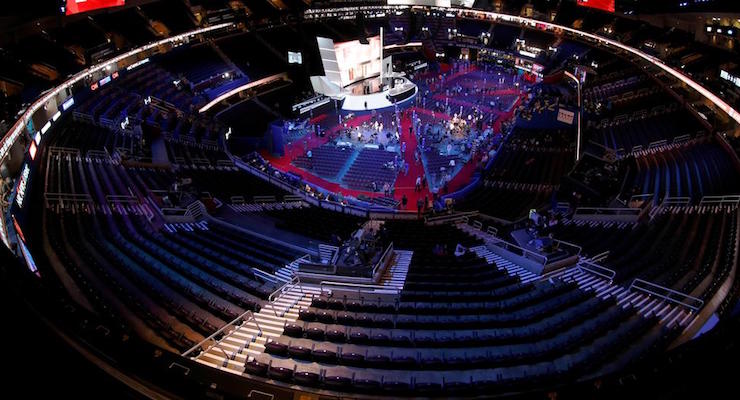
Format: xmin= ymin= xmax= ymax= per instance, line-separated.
xmin=469 ymin=244 xmax=538 ymax=283
xmin=193 ymin=282 xmax=320 ymax=374
xmin=378 ymin=250 xmax=413 ymax=290
xmin=462 ymin=222 xmax=698 ymax=329
xmin=274 ymin=254 xmax=311 ymax=283
xmin=190 ymin=248 xmax=416 ymax=375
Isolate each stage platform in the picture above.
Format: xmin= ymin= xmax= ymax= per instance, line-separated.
xmin=340 ymin=77 xmax=418 ymax=111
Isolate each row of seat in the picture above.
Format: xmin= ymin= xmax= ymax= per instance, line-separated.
xmin=299 ymin=285 xmax=596 ymax=330
xmin=284 ymin=295 xmax=617 ymax=348
xmin=267 ymin=303 xmax=637 ymax=370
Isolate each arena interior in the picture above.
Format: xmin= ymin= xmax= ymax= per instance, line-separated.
xmin=2 ymin=0 xmax=740 ymax=398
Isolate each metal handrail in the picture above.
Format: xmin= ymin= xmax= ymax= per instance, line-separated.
xmin=475 ymin=212 xmax=513 ymax=226
xmin=576 ymin=206 xmax=643 ymax=213
xmin=552 ymin=238 xmax=582 ymax=256
xmin=574 ymin=207 xmax=642 ymax=216
xmin=160 ymin=207 xmax=188 ymax=216
xmin=181 ymin=310 xmax=261 ymax=358
xmin=578 ymin=260 xmax=616 ymax=282
xmin=699 ymin=194 xmax=740 ymax=206
xmin=319 ymin=281 xmax=400 ymax=296
xmin=44 ymin=192 xmax=93 ymax=200
xmin=268 ymin=275 xmax=303 ymax=303
xmin=629 ymin=193 xmax=654 ymax=203
xmin=248 ymin=390 xmax=275 ymax=400
xmin=264 ymin=253 xmax=311 ymax=316
xmin=487 ymin=235 xmax=548 ymax=265
xmin=590 ymin=250 xmax=610 ymax=262
xmin=371 ymin=242 xmax=395 ymax=279
xmin=252 ymin=268 xmax=278 ymax=284
xmin=424 ymin=210 xmax=478 ymax=225
xmin=648 ymin=139 xmax=668 ymax=148
xmin=318 ymin=244 xmax=339 ymax=264
xmin=673 ymin=134 xmax=691 ymax=143
xmin=628 ymin=278 xmax=704 ymax=312
xmin=661 ymin=196 xmax=692 ymax=206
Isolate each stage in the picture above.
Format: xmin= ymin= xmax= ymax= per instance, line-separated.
xmin=340 ymin=76 xmax=418 ymax=112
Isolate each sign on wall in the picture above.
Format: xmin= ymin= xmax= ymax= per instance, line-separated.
xmin=557 ymin=108 xmax=575 ymax=125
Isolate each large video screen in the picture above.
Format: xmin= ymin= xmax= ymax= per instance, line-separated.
xmin=65 ymin=0 xmax=126 ymax=15
xmin=317 ymin=35 xmax=382 ymax=88
xmin=576 ymin=0 xmax=615 ymax=13
xmin=334 ymin=36 xmax=382 ymax=87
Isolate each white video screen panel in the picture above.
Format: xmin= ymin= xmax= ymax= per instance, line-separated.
xmin=288 ymin=51 xmax=303 ymax=64
xmin=333 ymin=36 xmax=382 ymax=87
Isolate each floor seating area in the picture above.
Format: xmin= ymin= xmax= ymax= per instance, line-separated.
xmin=423 ymin=149 xmax=462 ymax=186
xmin=342 ymin=148 xmax=400 ymax=191
xmin=293 ymin=144 xmax=356 ymax=180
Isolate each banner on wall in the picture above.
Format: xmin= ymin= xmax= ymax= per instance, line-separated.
xmin=557 ymin=108 xmax=575 ymax=125
xmin=576 ymin=0 xmax=615 ymax=13
xmin=66 ymin=0 xmax=126 ymax=16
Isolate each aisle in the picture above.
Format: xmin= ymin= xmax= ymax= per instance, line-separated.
xmin=392 ymin=110 xmax=430 ymax=210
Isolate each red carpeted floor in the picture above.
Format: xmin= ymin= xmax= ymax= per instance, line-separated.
xmin=393 ymin=109 xmax=431 ymax=210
